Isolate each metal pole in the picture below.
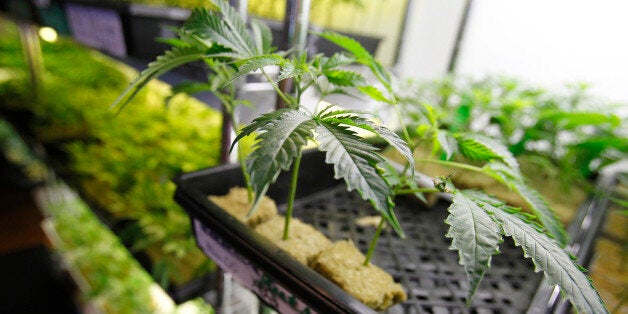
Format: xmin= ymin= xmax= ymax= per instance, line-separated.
xmin=277 ymin=0 xmax=311 ymax=109
xmin=284 ymin=0 xmax=312 ymax=52
xmin=447 ymin=0 xmax=474 ymax=73
xmin=220 ymin=0 xmax=249 ymax=164
xmin=229 ymin=0 xmax=248 ymax=22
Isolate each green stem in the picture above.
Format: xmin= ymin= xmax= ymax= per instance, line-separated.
xmin=394 ymin=103 xmax=412 ymax=146
xmin=415 ymin=158 xmax=485 ymax=174
xmin=261 ymin=68 xmax=293 ymax=106
xmin=388 ymin=92 xmax=413 ymax=177
xmin=225 ymin=95 xmax=254 ymax=202
xmin=283 ymin=153 xmax=302 ymax=240
xmin=238 ymin=147 xmax=253 ymax=202
xmin=364 ymin=217 xmax=385 ymax=266
xmin=395 ymin=187 xmax=440 ymax=195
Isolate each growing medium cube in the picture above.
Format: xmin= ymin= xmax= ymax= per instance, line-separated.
xmin=311 ymin=240 xmax=407 ymax=311
xmin=255 ymin=215 xmax=332 ymax=265
xmin=208 ymin=187 xmax=277 ymax=227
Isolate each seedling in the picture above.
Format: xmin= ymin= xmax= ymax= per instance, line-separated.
xmin=112 ymin=1 xmax=608 ymax=311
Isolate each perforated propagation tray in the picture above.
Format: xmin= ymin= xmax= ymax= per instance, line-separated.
xmin=174 ymin=150 xmax=544 ymax=313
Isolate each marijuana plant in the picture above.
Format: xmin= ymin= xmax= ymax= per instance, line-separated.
xmin=112 ymin=0 xmax=608 ymax=311
xmin=400 ymin=76 xmax=627 ymax=190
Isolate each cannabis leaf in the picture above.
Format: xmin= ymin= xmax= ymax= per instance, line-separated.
xmin=315 ymin=116 xmax=403 ymax=236
xmin=323 ymin=69 xmax=367 ymax=87
xmin=110 ymin=46 xmax=208 ymax=112
xmin=229 ymin=54 xmax=286 ymax=83
xmin=357 ymin=85 xmax=394 ymax=104
xmin=111 ymin=0 xmax=266 ymax=112
xmin=232 ymin=109 xmax=317 ymax=211
xmin=447 ymin=190 xmax=607 ymax=312
xmin=435 ymin=129 xmax=456 ymax=160
xmin=183 ymin=1 xmax=254 ymax=58
xmin=318 ymin=31 xmax=391 ymax=89
xmin=231 ymin=106 xmax=407 ymax=236
xmin=446 ymin=190 xmax=502 ymax=304
xmin=540 ymin=111 xmax=621 ymax=129
xmin=277 ymin=56 xmax=309 ymax=82
xmin=454 ymin=134 xmax=571 ymax=245
xmin=511 ymin=180 xmax=570 ymax=247
xmin=357 ymin=122 xmax=414 ymax=175
xmin=469 ymin=192 xmax=608 ymax=313
xmin=250 ymin=19 xmax=274 ymax=55
xmin=316 ymin=106 xmax=414 ymax=175
xmin=315 ymin=53 xmax=356 ymax=71
xmin=483 ymin=162 xmax=570 ymax=247
xmin=456 ymin=134 xmax=519 ymax=172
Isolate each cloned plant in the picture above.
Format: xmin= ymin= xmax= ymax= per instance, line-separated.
xmin=112 ymin=0 xmax=608 ymax=311
xmin=398 ymin=76 xmax=627 ymax=190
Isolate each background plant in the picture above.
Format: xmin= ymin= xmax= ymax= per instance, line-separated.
xmin=41 ymin=184 xmax=215 ymax=313
xmin=0 ymin=17 xmax=222 ymax=290
xmin=0 ymin=118 xmax=47 ymax=183
xmin=398 ymin=76 xmax=628 ymax=190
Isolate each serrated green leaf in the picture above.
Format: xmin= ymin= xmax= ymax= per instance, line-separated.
xmin=480 ymin=162 xmax=569 ymax=247
xmin=170 ymin=81 xmax=212 ymax=96
xmin=357 ymin=85 xmax=394 ymax=104
xmin=456 ymin=134 xmax=520 ymax=172
xmin=230 ymin=55 xmax=306 ymax=85
xmin=230 ymin=54 xmax=286 ymax=84
xmin=318 ymin=31 xmax=372 ymax=64
xmin=184 ymin=2 xmax=254 ymax=58
xmin=423 ymin=103 xmax=438 ymax=127
xmin=482 ymin=161 xmax=523 ymax=187
xmin=484 ymin=195 xmax=608 ymax=313
xmin=211 ymin=0 xmax=255 ymax=55
xmin=250 ymin=19 xmax=273 ymax=55
xmin=359 ymin=122 xmax=414 ymax=175
xmin=110 ymin=46 xmax=207 ymax=112
xmin=511 ymin=180 xmax=570 ymax=247
xmin=436 ymin=130 xmax=457 ymax=160
xmin=319 ymin=53 xmax=355 ymax=70
xmin=446 ymin=190 xmax=503 ymax=304
xmin=315 ymin=107 xmax=414 ymax=174
xmin=315 ymin=120 xmax=403 ymax=237
xmin=540 ymin=111 xmax=621 ymax=129
xmin=323 ymin=69 xmax=367 ymax=87
xmin=277 ymin=58 xmax=308 ymax=82
xmin=317 ymin=31 xmax=391 ymax=89
xmin=234 ymin=109 xmax=316 ymax=212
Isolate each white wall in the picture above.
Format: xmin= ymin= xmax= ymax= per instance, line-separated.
xmin=456 ymin=0 xmax=628 ymax=103
xmin=395 ymin=0 xmax=468 ymax=80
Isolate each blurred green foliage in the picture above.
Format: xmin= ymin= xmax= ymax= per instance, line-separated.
xmin=45 ymin=187 xmax=215 ymax=313
xmin=399 ymin=76 xmax=628 ymax=190
xmin=47 ymin=191 xmax=160 ymax=313
xmin=0 ymin=17 xmax=222 ymax=289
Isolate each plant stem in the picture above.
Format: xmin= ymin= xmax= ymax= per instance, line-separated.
xmin=395 ymin=187 xmax=440 ymax=195
xmin=238 ymin=147 xmax=253 ymax=202
xmin=283 ymin=152 xmax=302 ymax=240
xmin=364 ymin=217 xmax=385 ymax=266
xmin=225 ymin=95 xmax=254 ymax=202
xmin=261 ymin=68 xmax=293 ymax=107
xmin=394 ymin=103 xmax=412 ymax=147
xmin=415 ymin=158 xmax=485 ymax=174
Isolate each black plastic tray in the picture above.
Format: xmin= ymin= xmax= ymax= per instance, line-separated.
xmin=174 ymin=150 xmax=545 ymax=313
